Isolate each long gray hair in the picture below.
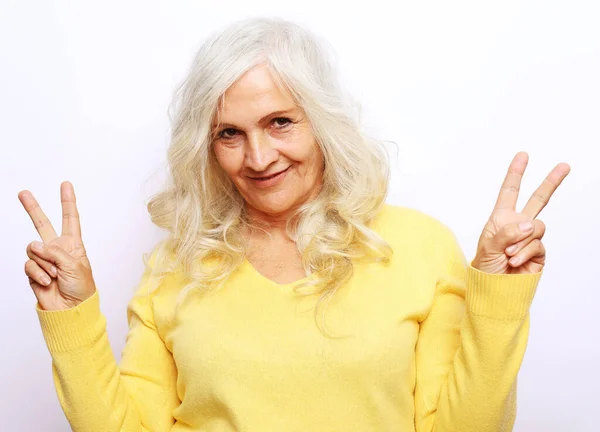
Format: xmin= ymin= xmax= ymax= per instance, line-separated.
xmin=144 ymin=17 xmax=393 ymax=336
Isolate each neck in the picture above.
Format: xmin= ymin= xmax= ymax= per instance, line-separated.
xmin=245 ymin=205 xmax=295 ymax=234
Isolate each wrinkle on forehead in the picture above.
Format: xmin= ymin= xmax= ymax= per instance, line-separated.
xmin=212 ymin=65 xmax=298 ymax=129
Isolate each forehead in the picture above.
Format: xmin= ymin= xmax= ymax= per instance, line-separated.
xmin=214 ymin=64 xmax=297 ymax=125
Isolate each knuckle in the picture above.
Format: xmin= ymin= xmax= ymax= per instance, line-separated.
xmin=24 ymin=259 xmax=37 ymax=275
xmin=538 ymin=240 xmax=546 ymax=253
xmin=26 ymin=249 xmax=36 ymax=261
xmin=501 ymin=184 xmax=520 ymax=193
xmin=537 ymin=219 xmax=546 ymax=235
xmin=502 ymin=223 xmax=520 ymax=240
xmin=63 ymin=212 xmax=79 ymax=220
xmin=534 ymin=192 xmax=549 ymax=205
xmin=528 ymin=239 xmax=544 ymax=254
xmin=26 ymin=241 xmax=41 ymax=257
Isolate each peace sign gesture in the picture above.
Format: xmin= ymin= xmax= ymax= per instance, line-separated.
xmin=18 ymin=181 xmax=96 ymax=311
xmin=472 ymin=152 xmax=571 ymax=275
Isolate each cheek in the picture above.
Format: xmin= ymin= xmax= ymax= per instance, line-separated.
xmin=295 ymin=141 xmax=323 ymax=175
xmin=213 ymin=146 xmax=243 ymax=177
xmin=283 ymin=129 xmax=321 ymax=165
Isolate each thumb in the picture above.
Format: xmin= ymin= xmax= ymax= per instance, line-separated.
xmin=31 ymin=241 xmax=75 ymax=270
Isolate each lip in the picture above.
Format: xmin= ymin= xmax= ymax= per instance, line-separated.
xmin=247 ymin=165 xmax=291 ymax=188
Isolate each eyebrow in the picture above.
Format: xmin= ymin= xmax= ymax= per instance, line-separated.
xmin=214 ymin=108 xmax=298 ymax=130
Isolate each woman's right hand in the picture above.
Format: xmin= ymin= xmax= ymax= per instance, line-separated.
xmin=19 ymin=181 xmax=97 ymax=311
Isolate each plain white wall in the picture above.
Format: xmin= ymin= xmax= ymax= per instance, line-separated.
xmin=1 ymin=1 xmax=598 ymax=430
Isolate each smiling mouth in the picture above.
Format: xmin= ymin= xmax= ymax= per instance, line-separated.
xmin=249 ymin=166 xmax=291 ymax=181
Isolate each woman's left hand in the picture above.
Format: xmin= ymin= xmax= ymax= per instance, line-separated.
xmin=471 ymin=151 xmax=571 ymax=275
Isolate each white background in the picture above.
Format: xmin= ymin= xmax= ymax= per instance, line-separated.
xmin=1 ymin=1 xmax=598 ymax=430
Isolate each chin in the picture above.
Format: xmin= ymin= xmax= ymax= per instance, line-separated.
xmin=253 ymin=200 xmax=296 ymax=215
xmin=246 ymin=193 xmax=301 ymax=216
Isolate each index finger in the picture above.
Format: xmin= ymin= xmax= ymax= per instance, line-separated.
xmin=18 ymin=190 xmax=58 ymax=243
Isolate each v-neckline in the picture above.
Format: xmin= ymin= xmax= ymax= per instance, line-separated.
xmin=241 ymin=258 xmax=317 ymax=289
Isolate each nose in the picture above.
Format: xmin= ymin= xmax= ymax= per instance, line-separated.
xmin=244 ymin=131 xmax=279 ymax=173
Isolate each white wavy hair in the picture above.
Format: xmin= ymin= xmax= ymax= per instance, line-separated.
xmin=143 ymin=16 xmax=393 ymax=336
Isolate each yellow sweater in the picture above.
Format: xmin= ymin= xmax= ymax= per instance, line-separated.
xmin=36 ymin=204 xmax=542 ymax=431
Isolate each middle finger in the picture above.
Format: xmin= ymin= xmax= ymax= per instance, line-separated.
xmin=521 ymin=163 xmax=570 ymax=219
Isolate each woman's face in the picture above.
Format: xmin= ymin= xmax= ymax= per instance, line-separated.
xmin=212 ymin=64 xmax=323 ymax=218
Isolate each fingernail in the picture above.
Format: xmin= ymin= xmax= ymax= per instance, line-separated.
xmin=50 ymin=266 xmax=57 ymax=277
xmin=506 ymin=244 xmax=518 ymax=254
xmin=519 ymin=221 xmax=533 ymax=232
xmin=32 ymin=241 xmax=43 ymax=251
xmin=510 ymin=256 xmax=520 ymax=266
xmin=42 ymin=275 xmax=51 ymax=285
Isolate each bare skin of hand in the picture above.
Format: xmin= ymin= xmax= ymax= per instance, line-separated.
xmin=19 ymin=181 xmax=96 ymax=311
xmin=472 ymin=151 xmax=571 ymax=275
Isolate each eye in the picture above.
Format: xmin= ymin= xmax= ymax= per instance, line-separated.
xmin=215 ymin=117 xmax=293 ymax=141
xmin=273 ymin=117 xmax=293 ymax=128
xmin=218 ymin=128 xmax=238 ymax=140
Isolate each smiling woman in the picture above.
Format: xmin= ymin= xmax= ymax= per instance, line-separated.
xmin=23 ymin=15 xmax=570 ymax=432
xmin=141 ymin=16 xmax=393 ymax=298
xmin=211 ymin=65 xmax=324 ymax=215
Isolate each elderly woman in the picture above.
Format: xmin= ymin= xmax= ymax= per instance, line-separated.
xmin=20 ymin=17 xmax=569 ymax=432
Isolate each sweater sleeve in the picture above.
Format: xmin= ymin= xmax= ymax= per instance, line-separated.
xmin=35 ymin=255 xmax=180 ymax=432
xmin=414 ymin=225 xmax=543 ymax=432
